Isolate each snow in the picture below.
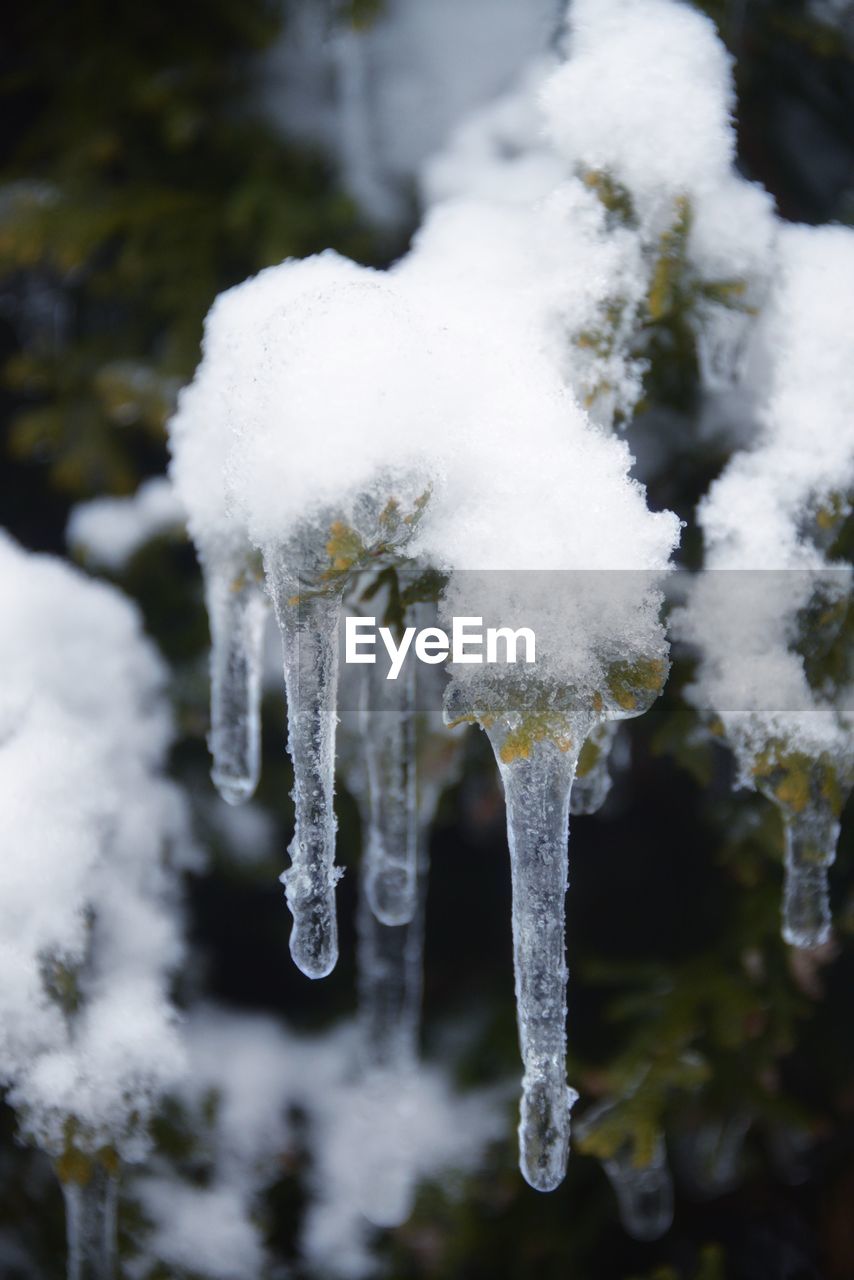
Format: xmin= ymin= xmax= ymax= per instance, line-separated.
xmin=0 ymin=532 xmax=191 ymax=1164
xmin=679 ymin=222 xmax=854 ymax=946
xmin=133 ymin=1182 xmax=264 ymax=1280
xmin=131 ymin=1010 xmax=503 ymax=1280
xmin=542 ymin=0 xmax=736 ymax=224
xmin=66 ymin=477 xmax=185 ymax=570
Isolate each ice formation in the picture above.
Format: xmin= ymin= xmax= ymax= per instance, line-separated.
xmin=679 ymin=224 xmax=854 ymax=948
xmin=261 ymin=0 xmax=558 ymax=225
xmin=416 ymin=0 xmax=776 ymax=423
xmin=169 ymin=242 xmax=679 ymax=1189
xmin=338 ymin=633 xmax=460 ymax=1079
xmin=169 ymin=0 xmax=853 ymax=1203
xmin=575 ymin=1098 xmax=674 ymax=1242
xmin=0 ymin=532 xmax=192 ymax=1278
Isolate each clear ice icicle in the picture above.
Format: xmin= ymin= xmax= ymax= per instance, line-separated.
xmin=571 ymin=721 xmax=618 ymax=816
xmin=267 ymin=554 xmax=342 ymax=979
xmin=205 ymin=551 xmax=268 ymax=805
xmin=361 ymin=643 xmax=419 ymax=926
xmin=696 ymin=305 xmax=751 ymax=392
xmin=605 ymin=1135 xmax=674 ymax=1241
xmin=576 ymin=1100 xmax=674 ymax=1240
xmin=352 ymin=841 xmax=427 ymax=1226
xmin=489 ymin=733 xmax=579 ymax=1192
xmin=357 ymin=827 xmax=427 ymax=1073
xmin=752 ymin=750 xmax=848 ymax=950
xmin=62 ymin=1166 xmax=118 ymax=1280
xmin=781 ymin=811 xmax=837 ymax=949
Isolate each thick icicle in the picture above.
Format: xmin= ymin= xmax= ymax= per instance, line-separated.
xmin=781 ymin=810 xmax=837 ymax=949
xmin=266 ymin=553 xmax=342 ymax=980
xmin=62 ymin=1166 xmax=118 ymax=1280
xmin=489 ymin=733 xmax=579 ymax=1192
xmin=205 ymin=550 xmax=267 ymax=806
xmin=361 ymin=644 xmax=419 ymax=927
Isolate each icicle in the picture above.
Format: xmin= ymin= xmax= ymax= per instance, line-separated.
xmin=571 ymin=721 xmax=618 ymax=816
xmin=328 ymin=14 xmax=396 ymax=224
xmin=357 ymin=827 xmax=427 ymax=1074
xmin=781 ymin=810 xmax=837 ymax=949
xmin=205 ymin=550 xmax=268 ymax=806
xmin=575 ymin=1099 xmax=673 ymax=1240
xmin=488 ymin=732 xmax=579 ymax=1192
xmin=751 ymin=748 xmax=849 ymax=950
xmin=350 ymin=1068 xmax=422 ymax=1228
xmin=361 ymin=642 xmax=419 ymax=927
xmin=62 ymin=1166 xmax=118 ymax=1280
xmin=266 ymin=552 xmax=342 ymax=980
xmin=352 ymin=844 xmax=427 ymax=1228
xmin=604 ymin=1133 xmax=674 ymax=1241
xmin=695 ymin=305 xmax=751 ymax=392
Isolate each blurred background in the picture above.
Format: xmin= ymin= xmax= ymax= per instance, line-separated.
xmin=2 ymin=1 xmax=854 ymax=1277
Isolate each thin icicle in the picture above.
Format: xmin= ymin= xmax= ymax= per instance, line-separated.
xmin=356 ymin=827 xmax=427 ymax=1074
xmin=266 ymin=552 xmax=342 ymax=980
xmin=205 ymin=549 xmax=268 ymax=806
xmin=576 ymin=1100 xmax=674 ymax=1240
xmin=351 ymin=838 xmax=428 ymax=1229
xmin=604 ymin=1134 xmax=674 ymax=1241
xmin=695 ymin=304 xmax=752 ymax=392
xmin=361 ymin=642 xmax=419 ymax=927
xmin=62 ymin=1166 xmax=118 ymax=1280
xmin=489 ymin=732 xmax=579 ymax=1192
xmin=746 ymin=743 xmax=849 ymax=950
xmin=781 ymin=809 xmax=837 ymax=949
xmin=571 ymin=721 xmax=619 ymax=816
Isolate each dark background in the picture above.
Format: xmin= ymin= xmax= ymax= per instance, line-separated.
xmin=1 ymin=2 xmax=853 ymax=1277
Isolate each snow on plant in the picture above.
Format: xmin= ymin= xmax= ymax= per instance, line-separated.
xmin=169 ymin=230 xmax=679 ymax=1195
xmin=66 ymin=477 xmax=185 ymax=572
xmin=166 ymin=0 xmax=852 ymax=1213
xmin=0 ymin=532 xmax=192 ymax=1279
xmin=169 ymin=253 xmax=365 ymax=814
xmin=409 ymin=0 xmax=788 ymax=1207
xmin=128 ymin=1010 xmax=502 ymax=1280
xmin=417 ymin=0 xmax=776 ymax=422
xmin=679 ymin=223 xmax=854 ymax=949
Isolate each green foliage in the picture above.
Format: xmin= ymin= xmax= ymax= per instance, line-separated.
xmin=0 ymin=0 xmax=387 ymax=500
